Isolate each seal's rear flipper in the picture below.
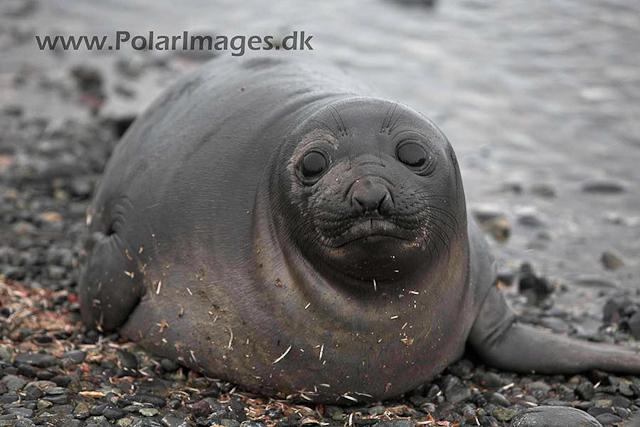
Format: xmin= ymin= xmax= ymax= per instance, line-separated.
xmin=79 ymin=230 xmax=144 ymax=332
xmin=469 ymin=285 xmax=640 ymax=375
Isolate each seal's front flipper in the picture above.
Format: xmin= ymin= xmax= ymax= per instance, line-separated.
xmin=469 ymin=285 xmax=640 ymax=375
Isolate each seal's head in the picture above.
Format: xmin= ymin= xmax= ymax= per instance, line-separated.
xmin=269 ymin=97 xmax=466 ymax=286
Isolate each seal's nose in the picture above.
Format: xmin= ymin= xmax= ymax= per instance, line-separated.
xmin=351 ymin=179 xmax=393 ymax=215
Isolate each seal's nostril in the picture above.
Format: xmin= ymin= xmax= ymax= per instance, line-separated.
xmin=351 ymin=185 xmax=393 ymax=215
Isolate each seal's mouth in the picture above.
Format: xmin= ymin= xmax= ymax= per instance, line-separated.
xmin=333 ymin=218 xmax=410 ymax=247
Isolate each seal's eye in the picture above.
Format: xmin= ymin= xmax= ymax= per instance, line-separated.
xmin=397 ymin=142 xmax=427 ymax=167
xmin=301 ymin=151 xmax=328 ymax=178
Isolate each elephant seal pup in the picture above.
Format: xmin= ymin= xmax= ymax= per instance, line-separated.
xmin=80 ymin=55 xmax=640 ymax=403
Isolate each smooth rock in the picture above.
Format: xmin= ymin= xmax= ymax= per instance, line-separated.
xmin=511 ymin=406 xmax=602 ymax=426
xmin=601 ymin=251 xmax=624 ymax=270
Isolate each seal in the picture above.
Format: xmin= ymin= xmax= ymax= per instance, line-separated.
xmin=80 ymin=55 xmax=640 ymax=403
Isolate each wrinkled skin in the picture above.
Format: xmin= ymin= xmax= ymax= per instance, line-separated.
xmin=80 ymin=55 xmax=640 ymax=404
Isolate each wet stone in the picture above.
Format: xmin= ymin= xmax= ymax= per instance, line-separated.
xmin=36 ymin=399 xmax=52 ymax=409
xmin=70 ymin=65 xmax=104 ymax=95
xmin=202 ymin=384 xmax=221 ymax=397
xmin=131 ymin=419 xmax=165 ymax=427
xmin=531 ymin=183 xmax=556 ymax=198
xmin=14 ymin=352 xmax=59 ymax=368
xmin=353 ymin=418 xmax=379 ymax=427
xmin=372 ymin=421 xmax=414 ymax=427
xmin=0 ymin=345 xmax=14 ymax=362
xmin=487 ymin=392 xmax=510 ymax=407
xmin=581 ymin=179 xmax=627 ymax=194
xmin=426 ymin=383 xmax=440 ymax=398
xmin=159 ymin=358 xmax=178 ymax=373
xmin=0 ymin=391 xmax=20 ymax=404
xmin=576 ymin=381 xmax=596 ymax=400
xmin=50 ymin=374 xmax=72 ymax=387
xmin=577 ymin=401 xmax=595 ymax=411
xmin=492 ymin=406 xmax=518 ymax=422
xmin=517 ymin=210 xmax=546 ymax=228
xmin=612 ymin=395 xmax=631 ymax=408
xmin=601 ymin=251 xmax=624 ymax=270
xmin=442 ymin=375 xmax=472 ymax=403
xmin=627 ymin=312 xmax=640 ymax=338
xmin=525 ymin=381 xmax=551 ymax=400
xmin=6 ymin=407 xmax=34 ymax=417
xmin=511 ymin=406 xmax=602 ymax=427
xmin=43 ymin=394 xmax=69 ymax=404
xmin=617 ymin=408 xmax=630 ymax=419
xmin=472 ymin=206 xmax=510 ymax=243
xmin=1 ymin=374 xmax=27 ymax=391
xmin=132 ymin=393 xmax=166 ymax=407
xmin=588 ymin=406 xmax=615 ymax=417
xmin=518 ymin=263 xmax=554 ymax=303
xmin=118 ymin=350 xmax=139 ymax=373
xmin=474 ymin=371 xmax=505 ymax=389
xmin=595 ymin=413 xmax=622 ymax=426
xmin=25 ymin=386 xmax=43 ymax=399
xmin=139 ymin=407 xmax=159 ymax=417
xmin=44 ymin=386 xmax=67 ymax=395
xmin=36 ymin=370 xmax=55 ymax=380
xmin=618 ymin=381 xmax=635 ymax=397
xmin=191 ymin=399 xmax=213 ymax=418
xmin=167 ymin=399 xmax=182 ymax=410
xmin=162 ymin=414 xmax=190 ymax=427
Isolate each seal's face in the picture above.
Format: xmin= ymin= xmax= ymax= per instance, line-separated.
xmin=276 ymin=98 xmax=465 ymax=285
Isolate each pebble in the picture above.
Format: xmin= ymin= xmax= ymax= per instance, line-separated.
xmin=442 ymin=376 xmax=472 ymax=403
xmin=471 ymin=205 xmax=510 ymax=243
xmin=325 ymin=405 xmax=344 ymax=421
xmin=118 ymin=350 xmax=139 ymax=375
xmin=162 ymin=414 xmax=190 ymax=427
xmin=531 ymin=183 xmax=556 ymax=198
xmin=581 ymin=179 xmax=627 ymax=194
xmin=487 ymin=392 xmax=510 ymax=407
xmin=492 ymin=406 xmax=519 ymax=422
xmin=6 ymin=407 xmax=34 ymax=417
xmin=474 ymin=371 xmax=505 ymax=389
xmin=596 ymin=413 xmax=622 ymax=426
xmin=628 ymin=313 xmax=640 ymax=338
xmin=515 ymin=206 xmax=546 ymax=228
xmin=576 ymin=381 xmax=596 ymax=400
xmin=70 ymin=65 xmax=104 ymax=95
xmin=0 ymin=345 xmax=14 ymax=362
xmin=36 ymin=399 xmax=53 ymax=409
xmin=511 ymin=406 xmax=602 ymax=426
xmin=139 ymin=408 xmax=160 ymax=417
xmin=589 ymin=407 xmax=615 ymax=417
xmin=160 ymin=358 xmax=178 ymax=373
xmin=104 ymin=407 xmax=128 ymax=420
xmin=1 ymin=374 xmax=27 ymax=391
xmin=518 ymin=262 xmax=554 ymax=303
xmin=601 ymin=251 xmax=624 ymax=270
xmin=372 ymin=421 xmax=413 ymax=427
xmin=14 ymin=352 xmax=60 ymax=368
xmin=132 ymin=394 xmax=167 ymax=407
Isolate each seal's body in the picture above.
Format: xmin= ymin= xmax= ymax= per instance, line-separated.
xmin=81 ymin=56 xmax=640 ymax=403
